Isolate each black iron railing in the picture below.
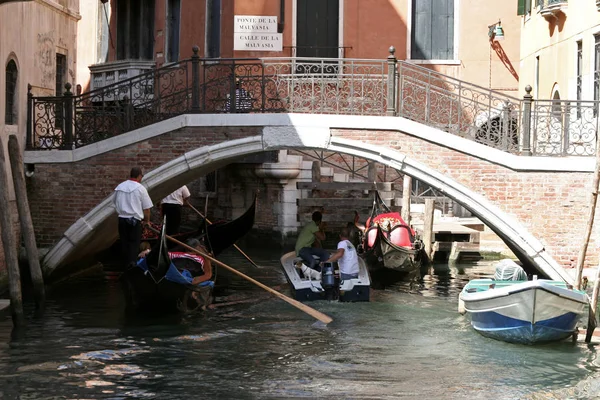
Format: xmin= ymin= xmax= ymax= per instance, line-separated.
xmin=26 ymin=46 xmax=597 ymax=157
xmin=27 ymin=47 xmax=389 ymax=150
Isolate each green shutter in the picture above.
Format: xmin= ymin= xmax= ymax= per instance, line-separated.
xmin=517 ymin=0 xmax=526 ymax=15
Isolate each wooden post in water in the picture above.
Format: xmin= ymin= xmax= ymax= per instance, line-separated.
xmin=401 ymin=176 xmax=412 ymax=225
xmin=423 ymin=198 xmax=435 ymax=262
xmin=0 ymin=136 xmax=24 ymax=326
xmin=8 ymin=135 xmax=45 ymax=308
xmin=576 ymin=132 xmax=600 ymax=342
xmin=587 ymin=269 xmax=600 ymax=342
xmin=574 ymin=135 xmax=600 ymax=290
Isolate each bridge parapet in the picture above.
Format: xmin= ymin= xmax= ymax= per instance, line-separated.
xmin=26 ymin=47 xmax=595 ymax=157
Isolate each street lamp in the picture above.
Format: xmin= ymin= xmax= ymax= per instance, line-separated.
xmin=488 ymin=20 xmax=505 ymax=42
xmin=488 ymin=19 xmax=504 ymax=89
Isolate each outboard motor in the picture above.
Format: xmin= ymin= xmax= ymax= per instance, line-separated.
xmin=321 ymin=262 xmax=336 ymax=289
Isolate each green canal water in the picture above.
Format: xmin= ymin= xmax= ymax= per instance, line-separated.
xmin=0 ymin=249 xmax=599 ymax=399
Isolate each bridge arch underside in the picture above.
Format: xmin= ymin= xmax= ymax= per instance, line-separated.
xmin=43 ymin=134 xmax=571 ymax=283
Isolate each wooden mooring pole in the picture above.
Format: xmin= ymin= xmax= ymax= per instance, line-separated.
xmin=0 ymin=136 xmax=24 ymax=326
xmin=423 ymin=198 xmax=435 ymax=263
xmin=401 ymin=176 xmax=412 ymax=225
xmin=577 ymin=134 xmax=600 ymax=342
xmin=8 ymin=135 xmax=45 ymax=308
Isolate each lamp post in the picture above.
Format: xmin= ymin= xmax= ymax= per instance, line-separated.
xmin=488 ymin=20 xmax=505 ymax=89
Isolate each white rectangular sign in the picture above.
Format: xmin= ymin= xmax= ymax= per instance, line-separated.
xmin=234 ymin=33 xmax=283 ymax=52
xmin=234 ymin=15 xmax=277 ymax=33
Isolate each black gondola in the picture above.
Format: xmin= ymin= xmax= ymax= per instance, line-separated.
xmin=121 ymin=195 xmax=257 ymax=313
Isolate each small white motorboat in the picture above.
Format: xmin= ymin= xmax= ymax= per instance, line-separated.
xmin=280 ymin=251 xmax=371 ymax=302
xmin=459 ymin=260 xmax=588 ymax=344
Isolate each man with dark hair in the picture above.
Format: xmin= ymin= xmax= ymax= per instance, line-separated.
xmin=322 ymin=227 xmax=359 ymax=280
xmin=295 ymin=211 xmax=330 ymax=272
xmin=114 ymin=167 xmax=153 ymax=268
xmin=160 ymin=185 xmax=191 ymax=236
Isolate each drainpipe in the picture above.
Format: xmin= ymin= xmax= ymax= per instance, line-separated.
xmin=278 ymin=0 xmax=285 ymax=33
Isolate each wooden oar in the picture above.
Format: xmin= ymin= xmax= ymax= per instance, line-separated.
xmin=155 ymin=229 xmax=333 ymax=325
xmin=188 ymin=203 xmax=261 ymax=269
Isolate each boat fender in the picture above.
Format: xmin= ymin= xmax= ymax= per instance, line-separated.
xmin=458 ymin=298 xmax=466 ymax=315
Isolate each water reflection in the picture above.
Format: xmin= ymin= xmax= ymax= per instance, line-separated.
xmin=0 ymin=251 xmax=598 ymax=399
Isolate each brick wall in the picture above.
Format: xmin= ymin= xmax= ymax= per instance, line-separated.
xmin=332 ymin=129 xmax=599 ymax=268
xmin=23 ymin=125 xmax=600 ymax=271
xmin=27 ymin=126 xmax=262 ymax=248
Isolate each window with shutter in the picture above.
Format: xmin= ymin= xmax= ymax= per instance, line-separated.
xmin=296 ymin=0 xmax=339 ymax=58
xmin=517 ymin=0 xmax=533 ymax=16
xmin=4 ymin=60 xmax=17 ymax=125
xmin=411 ymin=0 xmax=454 ymax=60
xmin=55 ymin=54 xmax=67 ymax=129
xmin=116 ymin=0 xmax=155 ymax=60
xmin=205 ymin=0 xmax=221 ymax=58
xmin=166 ymin=0 xmax=181 ymax=63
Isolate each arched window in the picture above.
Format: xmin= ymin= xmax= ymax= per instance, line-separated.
xmin=5 ymin=60 xmax=17 ymax=125
xmin=552 ymin=89 xmax=561 ymax=118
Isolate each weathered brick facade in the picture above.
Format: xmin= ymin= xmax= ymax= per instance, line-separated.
xmin=332 ymin=129 xmax=598 ymax=268
xmin=21 ymin=123 xmax=600 ymax=273
xmin=26 ymin=126 xmax=262 ymax=248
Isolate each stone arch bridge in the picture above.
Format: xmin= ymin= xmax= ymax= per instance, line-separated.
xmin=23 ymin=113 xmax=596 ymax=283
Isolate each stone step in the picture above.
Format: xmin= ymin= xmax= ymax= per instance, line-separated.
xmin=298 ymin=212 xmax=369 ymax=224
xmin=297 ymin=181 xmax=399 ymax=191
xmin=298 ymin=198 xmax=378 ymax=207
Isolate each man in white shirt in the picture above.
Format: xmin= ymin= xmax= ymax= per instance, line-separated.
xmin=161 ymin=185 xmax=191 ymax=236
xmin=114 ymin=167 xmax=153 ymax=267
xmin=322 ymin=227 xmax=360 ymax=280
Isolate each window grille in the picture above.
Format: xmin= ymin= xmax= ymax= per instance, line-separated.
xmin=55 ymin=53 xmax=67 ymax=129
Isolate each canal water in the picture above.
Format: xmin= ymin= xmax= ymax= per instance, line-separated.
xmin=0 ymin=249 xmax=599 ymax=399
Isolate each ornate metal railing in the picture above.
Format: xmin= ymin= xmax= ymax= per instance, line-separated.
xmin=532 ymin=99 xmax=598 ymax=156
xmin=396 ymin=61 xmax=521 ymax=153
xmin=26 ymin=46 xmax=598 ymax=157
xmin=27 ymin=48 xmax=389 ymax=150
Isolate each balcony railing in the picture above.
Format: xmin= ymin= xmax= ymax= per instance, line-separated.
xmin=539 ymin=0 xmax=568 ymax=18
xmin=26 ymin=47 xmax=595 ymax=157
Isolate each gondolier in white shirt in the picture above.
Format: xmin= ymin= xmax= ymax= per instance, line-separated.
xmin=114 ymin=167 xmax=153 ymax=268
xmin=160 ymin=185 xmax=191 ymax=236
xmin=322 ymin=227 xmax=360 ymax=280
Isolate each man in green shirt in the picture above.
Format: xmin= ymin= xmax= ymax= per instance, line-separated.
xmin=295 ymin=211 xmax=330 ymax=271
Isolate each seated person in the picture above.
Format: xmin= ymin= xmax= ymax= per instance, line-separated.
xmin=176 ymin=238 xmax=212 ymax=285
xmin=295 ymin=211 xmax=330 ymax=272
xmin=321 ymin=227 xmax=359 ymax=280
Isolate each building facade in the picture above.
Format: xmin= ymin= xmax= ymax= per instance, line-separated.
xmin=92 ymin=0 xmax=521 ymax=94
xmin=518 ymin=0 xmax=599 ymax=101
xmin=0 ymin=0 xmax=86 ymax=275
